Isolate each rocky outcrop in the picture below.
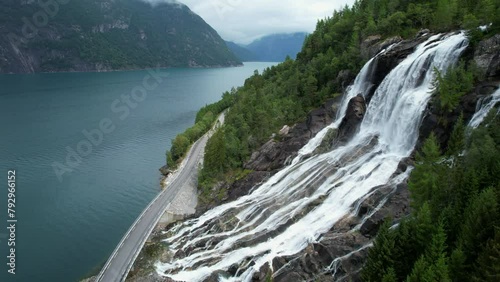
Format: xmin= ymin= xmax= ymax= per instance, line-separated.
xmin=419 ymin=33 xmax=500 ymax=150
xmin=336 ymin=95 xmax=367 ymax=144
xmin=244 ymin=98 xmax=339 ymax=172
xmin=360 ymin=35 xmax=403 ymax=61
xmin=474 ymin=34 xmax=500 ymax=79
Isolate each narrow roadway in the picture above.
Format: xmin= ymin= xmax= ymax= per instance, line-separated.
xmin=96 ymin=114 xmax=224 ymax=282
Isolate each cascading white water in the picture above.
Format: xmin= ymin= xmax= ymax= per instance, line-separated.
xmin=468 ymin=86 xmax=500 ymax=128
xmin=155 ymin=32 xmax=468 ymax=282
xmin=295 ymin=43 xmax=395 ymax=162
xmin=295 ymin=55 xmax=379 ymax=161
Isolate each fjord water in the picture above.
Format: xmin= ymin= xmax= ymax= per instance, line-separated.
xmin=156 ymin=33 xmax=468 ymax=281
xmin=0 ymin=63 xmax=275 ymax=282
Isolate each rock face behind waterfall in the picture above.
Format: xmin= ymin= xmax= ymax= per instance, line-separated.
xmin=419 ymin=34 xmax=500 ymax=150
xmin=474 ymin=34 xmax=500 ymax=79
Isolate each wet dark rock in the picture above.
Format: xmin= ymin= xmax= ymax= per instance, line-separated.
xmin=159 ymin=165 xmax=172 ymax=176
xmin=336 ymin=95 xmax=366 ymax=144
xmin=416 ymin=35 xmax=500 ymax=150
xmin=335 ymin=69 xmax=356 ymax=91
xmin=373 ymin=33 xmax=431 ymax=90
xmin=202 ymin=270 xmax=231 ymax=282
xmin=251 ymin=182 xmax=409 ymax=281
xmin=418 ymin=81 xmax=500 ymax=151
xmin=359 ymin=183 xmax=410 ymax=238
xmin=252 ymin=263 xmax=272 ymax=281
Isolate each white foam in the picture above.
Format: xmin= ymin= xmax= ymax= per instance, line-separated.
xmin=155 ymin=32 xmax=469 ymax=282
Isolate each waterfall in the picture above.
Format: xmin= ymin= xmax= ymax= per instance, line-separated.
xmin=468 ymin=86 xmax=500 ymax=128
xmin=295 ymin=53 xmax=380 ymax=161
xmin=155 ymin=32 xmax=468 ymax=282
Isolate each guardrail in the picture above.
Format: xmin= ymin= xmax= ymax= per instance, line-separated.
xmin=96 ymin=112 xmax=224 ymax=282
xmin=95 ymin=137 xmax=202 ymax=282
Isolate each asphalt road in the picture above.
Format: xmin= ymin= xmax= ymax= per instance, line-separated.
xmin=96 ymin=133 xmax=210 ymax=282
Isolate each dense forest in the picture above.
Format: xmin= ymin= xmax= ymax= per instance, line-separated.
xmin=362 ymin=113 xmax=500 ymax=281
xmin=165 ymin=0 xmax=499 ymax=280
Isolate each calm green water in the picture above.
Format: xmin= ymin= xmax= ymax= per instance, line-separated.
xmin=0 ymin=63 xmax=276 ymax=282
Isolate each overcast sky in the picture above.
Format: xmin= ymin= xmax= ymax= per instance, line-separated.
xmin=174 ymin=0 xmax=356 ymax=44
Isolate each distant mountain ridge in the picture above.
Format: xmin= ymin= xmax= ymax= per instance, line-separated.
xmin=226 ymin=32 xmax=308 ymax=62
xmin=0 ymin=0 xmax=241 ymax=74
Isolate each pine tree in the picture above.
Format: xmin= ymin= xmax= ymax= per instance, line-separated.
xmin=204 ymin=127 xmax=226 ymax=176
xmin=407 ymin=256 xmax=428 ymax=282
xmin=381 ymin=267 xmax=397 ymax=282
xmin=409 ymin=133 xmax=443 ymax=210
xmin=446 ymin=114 xmax=465 ymax=156
xmin=408 ymin=224 xmax=451 ymax=282
xmin=362 ymin=220 xmax=395 ymax=282
xmin=449 ymin=248 xmax=467 ymax=282
xmin=473 ymin=227 xmax=500 ymax=282
xmin=459 ymin=188 xmax=499 ymax=270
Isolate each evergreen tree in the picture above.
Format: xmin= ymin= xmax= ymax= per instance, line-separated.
xmin=449 ymin=248 xmax=467 ymax=282
xmin=446 ymin=114 xmax=465 ymax=156
xmin=408 ymin=224 xmax=450 ymax=282
xmin=362 ymin=220 xmax=395 ymax=282
xmin=409 ymin=133 xmax=443 ymax=210
xmin=459 ymin=188 xmax=498 ymax=270
xmin=473 ymin=227 xmax=500 ymax=282
xmin=381 ymin=267 xmax=397 ymax=282
xmin=204 ymin=127 xmax=226 ymax=176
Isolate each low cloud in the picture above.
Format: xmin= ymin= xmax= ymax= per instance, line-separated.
xmin=140 ymin=0 xmax=184 ymax=7
xmin=178 ymin=0 xmax=355 ymax=44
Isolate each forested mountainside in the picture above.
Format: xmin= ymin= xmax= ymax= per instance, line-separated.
xmin=225 ymin=41 xmax=257 ymax=62
xmin=154 ymin=0 xmax=500 ymax=281
xmin=226 ymin=32 xmax=308 ymax=62
xmin=0 ymin=0 xmax=241 ymax=74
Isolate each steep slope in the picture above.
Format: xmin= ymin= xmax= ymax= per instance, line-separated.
xmin=225 ymin=41 xmax=257 ymax=62
xmin=137 ymin=0 xmax=500 ymax=281
xmin=0 ymin=0 xmax=241 ymax=73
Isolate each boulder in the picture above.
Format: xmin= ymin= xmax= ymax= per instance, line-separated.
xmin=359 ymin=183 xmax=410 ymax=238
xmin=159 ymin=165 xmax=172 ymax=176
xmin=336 ymin=94 xmax=366 ymax=143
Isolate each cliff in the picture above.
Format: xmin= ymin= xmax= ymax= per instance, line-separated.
xmin=0 ymin=0 xmax=241 ymax=74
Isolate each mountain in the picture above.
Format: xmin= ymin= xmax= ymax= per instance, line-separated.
xmin=0 ymin=0 xmax=241 ymax=74
xmin=225 ymin=41 xmax=257 ymax=62
xmin=246 ymin=32 xmax=307 ymax=61
xmin=225 ymin=32 xmax=307 ymax=62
